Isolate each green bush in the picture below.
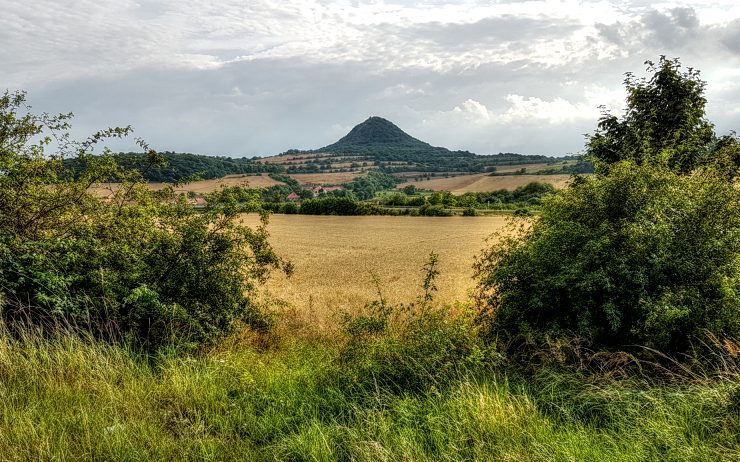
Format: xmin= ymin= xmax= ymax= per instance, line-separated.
xmin=418 ymin=203 xmax=452 ymax=216
xmin=475 ymin=162 xmax=740 ymax=354
xmin=475 ymin=58 xmax=740 ymax=356
xmin=0 ymin=91 xmax=291 ymax=350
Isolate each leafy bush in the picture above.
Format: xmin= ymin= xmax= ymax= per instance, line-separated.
xmin=418 ymin=203 xmax=452 ymax=216
xmin=475 ymin=163 xmax=740 ymax=354
xmin=299 ymin=196 xmax=386 ymax=215
xmin=475 ymin=58 xmax=740 ymax=356
xmin=0 ymin=91 xmax=291 ymax=350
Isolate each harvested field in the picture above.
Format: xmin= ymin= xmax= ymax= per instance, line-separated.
xmin=240 ymin=214 xmax=513 ymax=332
xmin=161 ymin=174 xmax=282 ymax=193
xmin=290 ymin=172 xmax=363 ymax=184
xmin=400 ymin=173 xmax=573 ymax=193
xmin=492 ymin=162 xmax=559 ymax=173
xmin=89 ymin=174 xmax=283 ymax=197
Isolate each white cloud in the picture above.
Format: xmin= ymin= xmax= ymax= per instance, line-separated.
xmin=500 ymin=95 xmax=597 ymax=124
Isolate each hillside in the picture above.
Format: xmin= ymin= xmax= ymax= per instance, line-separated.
xmin=264 ymin=117 xmax=573 ymax=174
xmin=66 ymin=118 xmax=580 ymax=183
xmin=66 ymin=151 xmax=282 ymax=182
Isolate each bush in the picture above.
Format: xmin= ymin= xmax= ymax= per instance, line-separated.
xmin=418 ymin=203 xmax=452 ymax=216
xmin=475 ymin=162 xmax=740 ymax=354
xmin=299 ymin=196 xmax=386 ymax=215
xmin=0 ymin=91 xmax=291 ymax=350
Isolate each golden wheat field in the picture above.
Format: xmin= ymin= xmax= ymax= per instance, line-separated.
xmin=400 ymin=173 xmax=573 ymax=193
xmin=240 ymin=214 xmax=513 ymax=331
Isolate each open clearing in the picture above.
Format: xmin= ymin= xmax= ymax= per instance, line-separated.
xmin=400 ymin=173 xmax=573 ymax=193
xmin=241 ymin=214 xmax=512 ymax=331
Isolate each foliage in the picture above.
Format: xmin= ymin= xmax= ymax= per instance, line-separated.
xmin=341 ymin=170 xmax=402 ymax=199
xmin=537 ymin=158 xmax=595 ymax=175
xmin=586 ymin=56 xmax=737 ymax=174
xmin=379 ymin=182 xmax=557 ymax=210
xmin=0 ymin=91 xmax=290 ymax=350
xmin=418 ymin=203 xmax=452 ymax=216
xmin=475 ymin=163 xmax=740 ymax=353
xmin=65 ymin=151 xmax=284 ymax=182
xmin=476 ymin=58 xmax=740 ymax=355
xmin=298 ymin=196 xmax=386 ymax=215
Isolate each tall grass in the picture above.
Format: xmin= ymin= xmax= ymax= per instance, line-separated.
xmin=0 ymin=325 xmax=738 ymax=461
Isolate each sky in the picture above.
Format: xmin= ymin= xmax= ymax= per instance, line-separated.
xmin=3 ymin=0 xmax=740 ymax=158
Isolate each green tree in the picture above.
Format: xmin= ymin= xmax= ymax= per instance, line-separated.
xmin=475 ymin=59 xmax=740 ymax=355
xmin=0 ymin=91 xmax=291 ymax=350
xmin=587 ymin=56 xmax=716 ymax=173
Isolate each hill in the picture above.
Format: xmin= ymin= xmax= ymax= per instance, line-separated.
xmin=66 ymin=151 xmax=283 ymax=182
xmin=66 ymin=118 xmax=582 ymax=182
xmin=265 ymin=116 xmax=574 ymax=174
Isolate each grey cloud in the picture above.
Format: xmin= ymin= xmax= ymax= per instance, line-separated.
xmin=595 ymin=23 xmax=624 ymax=46
xmin=721 ymin=19 xmax=740 ymax=54
xmin=398 ymin=16 xmax=582 ymax=50
xmin=641 ymin=7 xmax=700 ymax=48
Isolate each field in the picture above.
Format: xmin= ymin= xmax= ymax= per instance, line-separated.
xmin=400 ymin=173 xmax=573 ymax=193
xmin=90 ymin=174 xmax=282 ymax=197
xmin=289 ymin=172 xmax=362 ymax=184
xmin=241 ymin=214 xmax=511 ymax=331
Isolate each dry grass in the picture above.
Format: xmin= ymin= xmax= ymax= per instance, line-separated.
xmin=89 ymin=174 xmax=282 ymax=197
xmin=493 ymin=162 xmax=560 ymax=173
xmin=290 ymin=172 xmax=363 ymax=184
xmin=241 ymin=214 xmax=511 ymax=332
xmin=401 ymin=173 xmax=573 ymax=193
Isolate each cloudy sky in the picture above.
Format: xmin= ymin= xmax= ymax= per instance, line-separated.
xmin=3 ymin=1 xmax=740 ymax=157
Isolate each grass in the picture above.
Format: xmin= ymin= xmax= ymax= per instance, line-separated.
xmin=1 ymin=327 xmax=738 ymax=461
xmin=239 ymin=214 xmax=511 ymax=332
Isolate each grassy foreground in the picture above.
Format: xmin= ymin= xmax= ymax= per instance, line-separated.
xmin=1 ymin=329 xmax=738 ymax=461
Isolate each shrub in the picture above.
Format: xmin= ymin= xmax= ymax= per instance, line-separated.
xmin=475 ymin=162 xmax=740 ymax=354
xmin=418 ymin=203 xmax=452 ymax=216
xmin=0 ymin=91 xmax=291 ymax=350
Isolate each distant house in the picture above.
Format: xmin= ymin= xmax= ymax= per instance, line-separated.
xmin=306 ymin=185 xmax=344 ymax=196
xmin=286 ymin=192 xmax=300 ymax=201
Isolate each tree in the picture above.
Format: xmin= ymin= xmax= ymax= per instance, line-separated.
xmin=475 ymin=59 xmax=740 ymax=355
xmin=587 ymin=56 xmax=716 ymax=173
xmin=0 ymin=91 xmax=291 ymax=350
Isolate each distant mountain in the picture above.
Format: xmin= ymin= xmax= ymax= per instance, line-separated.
xmin=67 ymin=117 xmax=578 ymax=181
xmin=273 ymin=116 xmax=566 ymax=174
xmin=320 ymin=116 xmax=468 ymax=159
xmin=322 ymin=117 xmax=439 ymax=152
